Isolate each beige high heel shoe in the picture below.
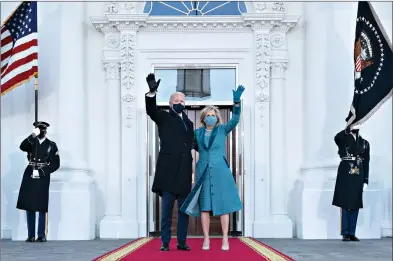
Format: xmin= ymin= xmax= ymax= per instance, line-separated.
xmin=202 ymin=239 xmax=210 ymax=250
xmin=221 ymin=239 xmax=229 ymax=251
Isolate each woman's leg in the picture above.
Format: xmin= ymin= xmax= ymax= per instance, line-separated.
xmin=220 ymin=214 xmax=230 ymax=250
xmin=201 ymin=211 xmax=210 ymax=249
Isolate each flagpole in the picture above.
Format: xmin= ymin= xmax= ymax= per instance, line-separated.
xmin=34 ymin=74 xmax=39 ymax=169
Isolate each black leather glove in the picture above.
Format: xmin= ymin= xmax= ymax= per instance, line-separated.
xmin=146 ymin=73 xmax=161 ymax=93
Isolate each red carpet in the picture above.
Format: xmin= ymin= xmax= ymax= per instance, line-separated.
xmin=92 ymin=237 xmax=294 ymax=261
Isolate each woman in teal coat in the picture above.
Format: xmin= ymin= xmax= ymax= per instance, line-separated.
xmin=180 ymin=85 xmax=245 ymax=251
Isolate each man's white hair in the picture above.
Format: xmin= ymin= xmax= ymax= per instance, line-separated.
xmin=169 ymin=92 xmax=185 ymax=102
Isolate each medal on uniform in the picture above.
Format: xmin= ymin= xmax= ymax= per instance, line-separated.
xmin=349 ymin=163 xmax=359 ymax=175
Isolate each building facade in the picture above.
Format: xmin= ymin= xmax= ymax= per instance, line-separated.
xmin=1 ymin=1 xmax=392 ymax=240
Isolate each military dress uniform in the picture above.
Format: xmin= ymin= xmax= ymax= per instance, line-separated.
xmin=332 ymin=128 xmax=370 ymax=241
xmin=16 ymin=121 xmax=60 ymax=242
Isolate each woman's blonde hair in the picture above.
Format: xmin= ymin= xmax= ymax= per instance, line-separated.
xmin=200 ymin=105 xmax=222 ymax=127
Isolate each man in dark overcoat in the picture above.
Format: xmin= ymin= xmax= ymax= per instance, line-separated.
xmin=332 ymin=124 xmax=370 ymax=242
xmin=145 ymin=73 xmax=194 ymax=251
xmin=16 ymin=121 xmax=60 ymax=242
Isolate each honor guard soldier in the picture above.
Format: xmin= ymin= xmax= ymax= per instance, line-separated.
xmin=16 ymin=121 xmax=60 ymax=242
xmin=332 ymin=124 xmax=370 ymax=242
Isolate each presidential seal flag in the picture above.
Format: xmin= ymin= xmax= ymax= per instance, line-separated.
xmin=346 ymin=1 xmax=393 ymax=127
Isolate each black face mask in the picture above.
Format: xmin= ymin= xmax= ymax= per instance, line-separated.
xmin=38 ymin=129 xmax=46 ymax=139
xmin=172 ymin=103 xmax=185 ymax=113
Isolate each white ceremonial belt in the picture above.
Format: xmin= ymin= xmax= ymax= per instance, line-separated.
xmin=341 ymin=157 xmax=356 ymax=161
xmin=28 ymin=162 xmax=47 ymax=167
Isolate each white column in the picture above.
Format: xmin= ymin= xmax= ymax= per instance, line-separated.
xmin=302 ymin=3 xmax=339 ymax=168
xmin=105 ymin=61 xmax=122 ymax=215
xmin=33 ymin=2 xmax=95 ymax=241
xmin=56 ymin=2 xmax=87 ymax=169
xmin=269 ymin=61 xmax=293 ymax=237
xmin=251 ymin=27 xmax=274 ymax=237
xmin=119 ymin=30 xmax=140 ymax=238
xmin=297 ymin=3 xmax=337 ymax=240
xmin=270 ymin=62 xmax=287 ymax=215
xmin=99 ymin=61 xmax=123 ymax=237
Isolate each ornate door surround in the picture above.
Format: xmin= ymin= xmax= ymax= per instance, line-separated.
xmin=90 ymin=2 xmax=300 ymax=238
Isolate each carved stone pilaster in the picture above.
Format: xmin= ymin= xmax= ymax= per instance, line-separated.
xmin=119 ymin=32 xmax=136 ymax=128
xmin=103 ymin=62 xmax=120 ymax=79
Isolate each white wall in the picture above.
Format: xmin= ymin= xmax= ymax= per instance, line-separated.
xmin=1 ymin=1 xmax=391 ymax=239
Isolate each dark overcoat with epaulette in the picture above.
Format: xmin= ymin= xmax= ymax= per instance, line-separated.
xmin=332 ymin=130 xmax=370 ymax=210
xmin=16 ymin=135 xmax=60 ymax=212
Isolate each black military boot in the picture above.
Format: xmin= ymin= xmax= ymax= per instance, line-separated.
xmin=342 ymin=235 xmax=351 ymax=241
xmin=25 ymin=237 xmax=35 ymax=242
xmin=177 ymin=242 xmax=190 ymax=251
xmin=36 ymin=236 xmax=47 ymax=242
xmin=349 ymin=235 xmax=360 ymax=241
xmin=160 ymin=243 xmax=169 ymax=251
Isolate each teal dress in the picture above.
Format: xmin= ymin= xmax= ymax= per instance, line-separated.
xmin=180 ymin=104 xmax=242 ymax=217
xmin=199 ymin=130 xmax=213 ymax=212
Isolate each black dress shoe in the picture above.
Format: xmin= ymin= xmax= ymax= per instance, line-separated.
xmin=36 ymin=237 xmax=47 ymax=242
xmin=25 ymin=237 xmax=35 ymax=242
xmin=349 ymin=235 xmax=360 ymax=241
xmin=342 ymin=235 xmax=350 ymax=241
xmin=160 ymin=244 xmax=169 ymax=251
xmin=177 ymin=243 xmax=190 ymax=251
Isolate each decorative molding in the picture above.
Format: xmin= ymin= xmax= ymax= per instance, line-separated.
xmin=106 ymin=34 xmax=120 ymax=49
xmin=120 ymin=33 xmax=135 ymax=91
xmin=103 ymin=62 xmax=120 ymax=79
xmin=123 ymin=3 xmax=136 ymax=14
xmin=254 ymin=2 xmax=285 ymax=13
xmin=104 ymin=2 xmax=136 ymax=14
xmin=120 ymin=32 xmax=137 ymax=128
xmin=255 ymin=33 xmax=271 ymax=103
xmin=125 ymin=106 xmax=133 ymax=128
xmin=122 ymin=93 xmax=135 ymax=102
xmin=272 ymin=2 xmax=285 ymax=12
xmin=258 ymin=103 xmax=269 ymax=128
xmin=90 ymin=15 xmax=301 ymax=33
xmin=270 ymin=34 xmax=284 ymax=48
xmin=255 ymin=3 xmax=267 ymax=12
xmin=104 ymin=2 xmax=118 ymax=14
xmin=270 ymin=62 xmax=288 ymax=79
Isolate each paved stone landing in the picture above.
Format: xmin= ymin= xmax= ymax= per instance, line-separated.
xmin=0 ymin=238 xmax=391 ymax=261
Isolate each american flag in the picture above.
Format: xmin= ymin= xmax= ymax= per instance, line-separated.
xmin=1 ymin=1 xmax=38 ymax=96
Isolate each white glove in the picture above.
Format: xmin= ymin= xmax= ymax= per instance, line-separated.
xmin=31 ymin=170 xmax=40 ymax=179
xmin=32 ymin=128 xmax=40 ymax=137
xmin=363 ymin=183 xmax=368 ymax=191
